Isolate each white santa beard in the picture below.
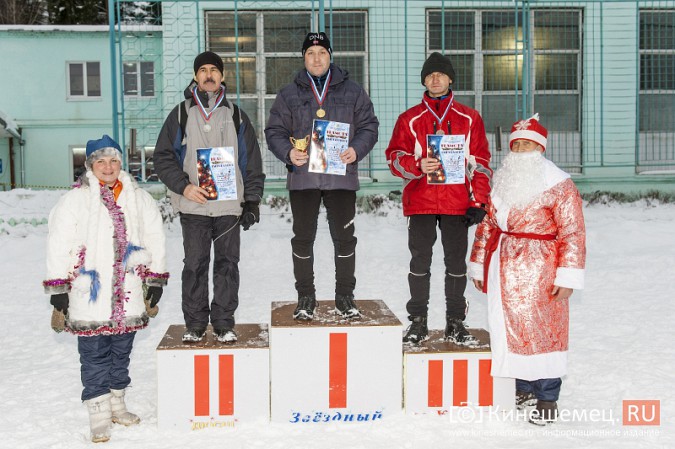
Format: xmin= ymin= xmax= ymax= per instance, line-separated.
xmin=492 ymin=151 xmax=547 ymax=208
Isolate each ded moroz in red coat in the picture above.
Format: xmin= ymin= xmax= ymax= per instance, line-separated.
xmin=386 ymin=93 xmax=492 ymax=215
xmin=469 ymin=161 xmax=586 ymax=381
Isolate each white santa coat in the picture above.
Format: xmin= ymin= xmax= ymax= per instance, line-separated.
xmin=469 ymin=159 xmax=586 ymax=381
xmin=44 ymin=170 xmax=167 ymax=335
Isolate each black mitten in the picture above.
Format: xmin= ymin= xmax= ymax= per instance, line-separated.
xmin=240 ymin=201 xmax=260 ymax=231
xmin=50 ymin=293 xmax=69 ymax=314
xmin=145 ymin=286 xmax=163 ymax=308
xmin=464 ymin=207 xmax=487 ymax=227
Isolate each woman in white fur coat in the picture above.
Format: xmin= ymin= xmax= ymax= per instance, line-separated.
xmin=43 ymin=135 xmax=169 ymax=443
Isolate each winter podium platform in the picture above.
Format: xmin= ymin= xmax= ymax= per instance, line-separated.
xmin=156 ymin=324 xmax=270 ymax=430
xmin=269 ymin=299 xmax=403 ymax=423
xmin=155 ymin=303 xmax=513 ymax=430
xmin=403 ymin=329 xmax=514 ymax=414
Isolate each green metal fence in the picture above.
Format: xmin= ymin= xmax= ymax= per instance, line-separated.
xmin=110 ymin=0 xmax=675 ymax=182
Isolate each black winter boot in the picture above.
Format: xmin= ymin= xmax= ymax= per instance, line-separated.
xmin=444 ymin=317 xmax=478 ymax=346
xmin=335 ymin=294 xmax=361 ymax=319
xmin=403 ymin=316 xmax=429 ymax=344
xmin=293 ymin=294 xmax=317 ymax=320
xmin=529 ymin=400 xmax=558 ymax=426
xmin=182 ymin=327 xmax=206 ymax=343
xmin=516 ymin=390 xmax=537 ymax=410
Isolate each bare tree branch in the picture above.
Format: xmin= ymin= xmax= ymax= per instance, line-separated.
xmin=0 ymin=0 xmax=47 ymax=25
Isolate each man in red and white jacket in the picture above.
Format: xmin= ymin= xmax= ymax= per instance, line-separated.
xmin=386 ymin=52 xmax=492 ymax=345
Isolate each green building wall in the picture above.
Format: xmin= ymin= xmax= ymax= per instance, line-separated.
xmin=1 ymin=0 xmax=674 ymax=195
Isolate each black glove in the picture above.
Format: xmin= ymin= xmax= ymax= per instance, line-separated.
xmin=240 ymin=201 xmax=260 ymax=231
xmin=145 ymin=286 xmax=163 ymax=308
xmin=50 ymin=293 xmax=69 ymax=314
xmin=464 ymin=207 xmax=487 ymax=227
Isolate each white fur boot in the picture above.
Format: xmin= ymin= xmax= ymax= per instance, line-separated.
xmin=84 ymin=393 xmax=112 ymax=443
xmin=110 ymin=388 xmax=141 ymax=426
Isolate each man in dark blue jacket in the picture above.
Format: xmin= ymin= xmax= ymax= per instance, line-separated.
xmin=265 ymin=32 xmax=379 ymax=320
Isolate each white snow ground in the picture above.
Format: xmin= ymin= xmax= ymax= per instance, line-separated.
xmin=0 ymin=188 xmax=672 ymax=448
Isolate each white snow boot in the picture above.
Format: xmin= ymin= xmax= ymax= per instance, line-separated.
xmin=84 ymin=393 xmax=112 ymax=443
xmin=110 ymin=388 xmax=141 ymax=426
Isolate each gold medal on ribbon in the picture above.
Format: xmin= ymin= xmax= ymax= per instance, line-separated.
xmin=308 ymin=70 xmax=332 ymax=120
xmin=435 ymin=129 xmax=445 ymax=135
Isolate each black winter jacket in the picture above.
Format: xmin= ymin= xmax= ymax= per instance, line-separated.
xmin=265 ymin=64 xmax=379 ymax=191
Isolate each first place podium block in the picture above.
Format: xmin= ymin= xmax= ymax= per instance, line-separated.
xmin=156 ymin=324 xmax=270 ymax=431
xmin=404 ymin=329 xmax=515 ymax=415
xmin=270 ymin=300 xmax=403 ymax=424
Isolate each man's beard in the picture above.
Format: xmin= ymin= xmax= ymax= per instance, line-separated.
xmin=491 ymin=151 xmax=547 ymax=208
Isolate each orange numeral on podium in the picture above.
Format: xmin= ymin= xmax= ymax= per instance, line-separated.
xmin=427 ymin=359 xmax=494 ymax=407
xmin=194 ymin=354 xmax=235 ymax=416
xmin=329 ymin=333 xmax=348 ymax=408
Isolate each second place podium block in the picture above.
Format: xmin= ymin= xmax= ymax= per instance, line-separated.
xmin=156 ymin=324 xmax=270 ymax=430
xmin=270 ymin=300 xmax=403 ymax=423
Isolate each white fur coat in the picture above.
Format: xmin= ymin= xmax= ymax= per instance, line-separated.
xmin=44 ymin=171 xmax=168 ymax=335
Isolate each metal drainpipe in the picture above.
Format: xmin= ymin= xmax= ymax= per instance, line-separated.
xmin=5 ymin=127 xmax=25 ymax=187
xmin=19 ymin=140 xmax=25 ymax=187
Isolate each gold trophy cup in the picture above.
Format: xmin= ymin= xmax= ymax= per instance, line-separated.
xmin=290 ymin=135 xmax=310 ymax=153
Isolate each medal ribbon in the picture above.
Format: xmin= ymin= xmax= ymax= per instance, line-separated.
xmin=422 ymin=92 xmax=454 ymax=131
xmin=307 ymin=70 xmax=332 ymax=109
xmin=192 ymin=86 xmax=226 ymax=122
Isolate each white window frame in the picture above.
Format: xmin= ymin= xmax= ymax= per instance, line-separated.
xmin=123 ymin=61 xmax=156 ymax=98
xmin=66 ymin=61 xmax=101 ymax=100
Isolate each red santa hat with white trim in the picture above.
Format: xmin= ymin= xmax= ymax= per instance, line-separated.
xmin=508 ymin=113 xmax=548 ymax=151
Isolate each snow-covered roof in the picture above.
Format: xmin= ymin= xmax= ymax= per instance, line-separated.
xmin=0 ymin=110 xmax=22 ymax=142
xmin=0 ymin=24 xmax=162 ymax=33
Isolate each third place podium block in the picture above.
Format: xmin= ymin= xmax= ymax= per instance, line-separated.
xmin=404 ymin=329 xmax=515 ymax=414
xmin=270 ymin=300 xmax=403 ymax=423
xmin=156 ymin=324 xmax=270 ymax=430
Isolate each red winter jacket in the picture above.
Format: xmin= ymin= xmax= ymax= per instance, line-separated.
xmin=386 ymin=93 xmax=492 ymax=216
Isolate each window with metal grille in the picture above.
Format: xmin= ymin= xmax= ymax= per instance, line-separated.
xmin=123 ymin=61 xmax=155 ymax=97
xmin=639 ymin=10 xmax=675 ymax=132
xmin=67 ymin=61 xmax=101 ymax=99
xmin=638 ymin=9 xmax=675 ymax=172
xmin=427 ymin=8 xmax=581 ymax=170
xmin=205 ymin=10 xmax=368 ymax=177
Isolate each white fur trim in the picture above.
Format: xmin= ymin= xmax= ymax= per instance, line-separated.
xmin=468 ymin=261 xmax=484 ymax=281
xmin=497 ymin=351 xmax=568 ymax=381
xmin=542 ymin=157 xmax=571 ymax=189
xmin=509 ymin=130 xmax=547 ymax=150
xmin=554 ymin=267 xmax=585 ymax=290
xmin=84 ymin=171 xmax=102 ymax=273
xmin=118 ymin=171 xmax=141 ymax=244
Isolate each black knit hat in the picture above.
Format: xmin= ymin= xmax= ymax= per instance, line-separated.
xmin=193 ymin=51 xmax=224 ymax=74
xmin=302 ymin=32 xmax=332 ymax=56
xmin=420 ymin=52 xmax=456 ymax=85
